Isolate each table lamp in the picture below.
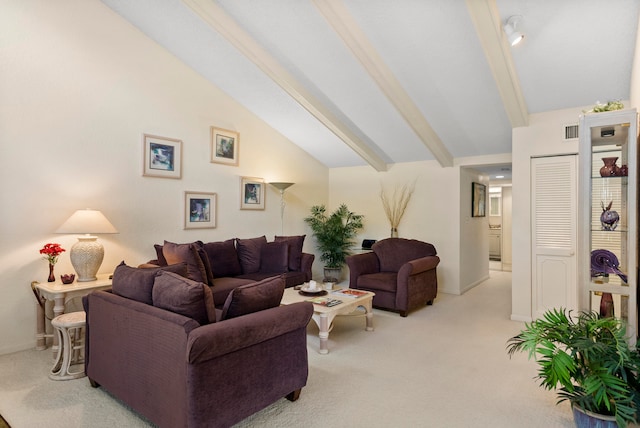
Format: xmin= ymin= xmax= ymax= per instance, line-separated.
xmin=269 ymin=182 xmax=294 ymax=235
xmin=56 ymin=209 xmax=118 ymax=282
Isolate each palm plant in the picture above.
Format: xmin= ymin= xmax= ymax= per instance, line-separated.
xmin=506 ymin=308 xmax=640 ymax=427
xmin=304 ymin=204 xmax=363 ymax=269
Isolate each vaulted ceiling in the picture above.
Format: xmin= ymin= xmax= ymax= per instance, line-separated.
xmin=101 ymin=0 xmax=639 ymax=178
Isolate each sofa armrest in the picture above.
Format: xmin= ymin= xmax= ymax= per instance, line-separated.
xmin=346 ymin=252 xmax=380 ymax=288
xmin=187 ymin=302 xmax=313 ymax=364
xmin=397 ymin=255 xmax=440 ymax=284
xmin=300 ymin=253 xmax=314 ymax=281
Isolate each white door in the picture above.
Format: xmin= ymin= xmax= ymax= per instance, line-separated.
xmin=531 ymin=155 xmax=578 ymax=318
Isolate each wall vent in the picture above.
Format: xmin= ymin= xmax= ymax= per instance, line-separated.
xmin=563 ymin=123 xmax=579 ymax=141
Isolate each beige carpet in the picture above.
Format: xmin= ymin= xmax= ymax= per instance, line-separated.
xmin=0 ymin=271 xmax=575 ymax=427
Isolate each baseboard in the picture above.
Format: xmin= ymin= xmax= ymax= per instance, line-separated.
xmin=0 ymin=340 xmax=36 ymax=357
xmin=510 ymin=314 xmax=532 ymax=322
xmin=460 ymin=274 xmax=490 ymax=295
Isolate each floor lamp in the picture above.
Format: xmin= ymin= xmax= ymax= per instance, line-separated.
xmin=269 ymin=182 xmax=294 ymax=235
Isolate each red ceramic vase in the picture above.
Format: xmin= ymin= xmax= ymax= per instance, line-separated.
xmin=599 ymin=157 xmax=620 ymax=177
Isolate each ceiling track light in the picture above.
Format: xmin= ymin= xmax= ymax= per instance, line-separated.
xmin=504 ymin=15 xmax=524 ymax=47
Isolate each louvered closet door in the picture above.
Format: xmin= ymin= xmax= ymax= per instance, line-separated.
xmin=531 ymin=155 xmax=578 ymax=318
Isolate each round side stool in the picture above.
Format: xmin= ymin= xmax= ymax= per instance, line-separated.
xmin=49 ymin=311 xmax=86 ymax=381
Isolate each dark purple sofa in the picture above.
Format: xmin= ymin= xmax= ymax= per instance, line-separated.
xmin=346 ymin=238 xmax=440 ymax=317
xmin=83 ymin=269 xmax=313 ymax=428
xmin=152 ymin=235 xmax=314 ymax=307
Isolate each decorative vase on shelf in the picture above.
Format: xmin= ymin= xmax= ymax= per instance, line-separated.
xmin=48 ymin=263 xmax=55 ymax=283
xmin=599 ymin=157 xmax=620 ymax=177
xmin=600 ymin=201 xmax=620 ymax=231
xmin=599 ymin=292 xmax=615 ymax=318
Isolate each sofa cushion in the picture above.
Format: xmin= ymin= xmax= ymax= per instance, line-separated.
xmin=220 ymin=275 xmax=285 ymax=320
xmin=236 ymin=236 xmax=267 ymax=274
xmin=274 ymin=235 xmax=305 ymax=271
xmin=357 ymin=272 xmax=398 ymax=293
xmin=203 ymin=239 xmax=242 ymax=278
xmin=162 ymin=240 xmax=212 ymax=286
xmin=210 ymin=277 xmax=255 ymax=307
xmin=111 ymin=261 xmax=188 ymax=305
xmin=152 ymin=271 xmax=216 ymax=325
xmin=259 ymin=241 xmax=289 ymax=273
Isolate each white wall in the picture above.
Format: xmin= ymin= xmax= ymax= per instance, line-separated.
xmin=328 ymin=157 xmax=503 ymax=295
xmin=511 ymin=106 xmax=591 ymax=321
xmin=501 ymin=186 xmax=513 ymax=272
xmin=0 ymin=0 xmax=328 ymax=354
xmin=459 ymin=167 xmax=490 ymax=293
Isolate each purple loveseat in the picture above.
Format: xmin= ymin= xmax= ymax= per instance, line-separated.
xmin=84 ymin=268 xmax=313 ymax=428
xmin=346 ymin=238 xmax=440 ymax=317
xmin=152 ymin=235 xmax=314 ymax=307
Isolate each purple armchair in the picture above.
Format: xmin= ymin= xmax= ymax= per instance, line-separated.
xmin=346 ymin=238 xmax=440 ymax=317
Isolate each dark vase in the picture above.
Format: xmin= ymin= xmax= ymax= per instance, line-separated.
xmin=47 ymin=263 xmax=55 ymax=283
xmin=599 ymin=293 xmax=614 ymax=318
xmin=599 ymin=157 xmax=620 ymax=177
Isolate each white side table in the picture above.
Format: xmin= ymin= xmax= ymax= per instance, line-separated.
xmin=33 ymin=273 xmax=112 ymax=350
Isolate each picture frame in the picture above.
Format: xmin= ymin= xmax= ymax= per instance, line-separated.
xmin=210 ymin=127 xmax=239 ymax=166
xmin=184 ymin=191 xmax=217 ymax=229
xmin=240 ymin=177 xmax=265 ymax=210
xmin=143 ymin=134 xmax=182 ymax=179
xmin=472 ymin=182 xmax=486 ymax=217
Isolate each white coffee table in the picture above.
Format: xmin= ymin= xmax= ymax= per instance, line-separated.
xmin=281 ymin=286 xmax=375 ymax=354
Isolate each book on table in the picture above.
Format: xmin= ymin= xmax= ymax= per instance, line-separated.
xmin=331 ymin=288 xmax=368 ymax=298
xmin=307 ymin=297 xmax=342 ymax=307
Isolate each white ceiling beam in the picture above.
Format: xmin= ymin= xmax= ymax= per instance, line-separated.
xmin=313 ymin=0 xmax=454 ymax=168
xmin=466 ymin=0 xmax=529 ymax=128
xmin=182 ymin=0 xmax=388 ymax=172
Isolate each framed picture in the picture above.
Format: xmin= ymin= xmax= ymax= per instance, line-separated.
xmin=210 ymin=127 xmax=239 ymax=166
xmin=472 ymin=182 xmax=486 ymax=217
xmin=143 ymin=134 xmax=182 ymax=179
xmin=240 ymin=177 xmax=265 ymax=210
xmin=184 ymin=191 xmax=216 ymax=229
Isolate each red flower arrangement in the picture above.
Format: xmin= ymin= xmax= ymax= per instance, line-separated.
xmin=39 ymin=243 xmax=65 ymax=265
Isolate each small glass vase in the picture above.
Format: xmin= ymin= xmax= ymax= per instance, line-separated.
xmin=48 ymin=263 xmax=55 ymax=283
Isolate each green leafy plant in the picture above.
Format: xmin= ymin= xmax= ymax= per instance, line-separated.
xmin=584 ymin=100 xmax=625 ymax=114
xmin=507 ymin=308 xmax=640 ymax=427
xmin=304 ymin=204 xmax=363 ymax=268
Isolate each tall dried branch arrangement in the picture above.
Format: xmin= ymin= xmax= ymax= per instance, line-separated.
xmin=380 ymin=181 xmax=416 ymax=229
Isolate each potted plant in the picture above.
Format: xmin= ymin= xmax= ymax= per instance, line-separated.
xmin=304 ymin=204 xmax=364 ymax=281
xmin=507 ymin=308 xmax=640 ymax=427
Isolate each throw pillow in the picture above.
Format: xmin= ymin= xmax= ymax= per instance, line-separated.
xmin=236 ymin=236 xmax=267 ymax=274
xmin=203 ymin=239 xmax=242 ymax=278
xmin=220 ymin=275 xmax=285 ymax=320
xmin=162 ymin=240 xmax=212 ymax=286
xmin=260 ymin=241 xmax=289 ymax=273
xmin=154 ymin=244 xmax=168 ymax=266
xmin=152 ymin=271 xmax=216 ymax=325
xmin=274 ymin=235 xmax=305 ymax=271
xmin=111 ymin=261 xmax=188 ymax=305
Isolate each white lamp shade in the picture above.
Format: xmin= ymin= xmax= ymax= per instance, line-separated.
xmin=56 ymin=209 xmax=118 ymax=235
xmin=56 ymin=209 xmax=117 ymax=282
xmin=269 ymin=182 xmax=294 ymax=191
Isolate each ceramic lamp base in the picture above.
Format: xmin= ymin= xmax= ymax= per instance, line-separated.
xmin=70 ymin=236 xmax=104 ymax=282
